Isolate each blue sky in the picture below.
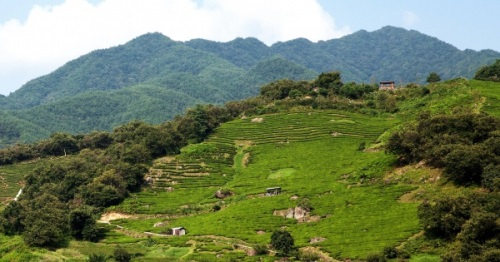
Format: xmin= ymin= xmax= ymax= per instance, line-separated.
xmin=0 ymin=0 xmax=499 ymax=95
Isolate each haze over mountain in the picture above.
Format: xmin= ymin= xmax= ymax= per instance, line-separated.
xmin=0 ymin=26 xmax=498 ymax=147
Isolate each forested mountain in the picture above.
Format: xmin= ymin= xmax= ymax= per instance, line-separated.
xmin=0 ymin=26 xmax=498 ymax=146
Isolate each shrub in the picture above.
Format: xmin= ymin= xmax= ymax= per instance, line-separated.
xmin=421 ymin=87 xmax=431 ymax=96
xmin=418 ymin=197 xmax=471 ymax=239
xmin=482 ymin=164 xmax=500 ymax=191
xmin=366 ymin=253 xmax=386 ymax=262
xmin=298 ymin=249 xmax=321 ymax=262
xmin=88 ymin=253 xmax=109 ymax=262
xmin=252 ymin=244 xmax=268 ymax=255
xmin=383 ymin=246 xmax=397 ymax=259
xmin=474 ymin=59 xmax=500 ymax=82
xmin=426 ymin=72 xmax=441 ymax=83
xmin=270 ymin=230 xmax=295 ymax=256
xmin=113 ymin=245 xmax=131 ymax=262
xmin=397 ymin=249 xmax=411 ymax=259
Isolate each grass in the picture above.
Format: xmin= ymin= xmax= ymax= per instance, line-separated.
xmin=3 ymin=80 xmax=499 ymax=260
xmin=111 ymin=109 xmax=420 ymax=259
xmin=0 ymin=162 xmax=36 ymax=198
xmin=472 ymin=79 xmax=500 ymax=116
xmin=268 ymin=168 xmax=296 ymax=179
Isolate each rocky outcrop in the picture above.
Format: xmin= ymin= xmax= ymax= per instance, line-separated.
xmin=274 ymin=206 xmax=310 ymax=221
xmin=214 ymin=189 xmax=233 ymax=199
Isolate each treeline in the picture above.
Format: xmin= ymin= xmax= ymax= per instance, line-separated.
xmin=386 ymin=112 xmax=500 ymax=261
xmin=260 ymin=71 xmax=378 ymax=100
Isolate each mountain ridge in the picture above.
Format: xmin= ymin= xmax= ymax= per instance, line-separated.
xmin=0 ymin=26 xmax=498 ymax=146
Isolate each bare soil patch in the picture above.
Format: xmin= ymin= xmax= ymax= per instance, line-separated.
xmin=251 ymin=117 xmax=264 ymax=123
xmin=98 ymin=212 xmax=135 ymax=223
xmin=309 ymin=237 xmax=326 ymax=244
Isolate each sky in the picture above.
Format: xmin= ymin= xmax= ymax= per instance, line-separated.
xmin=0 ymin=0 xmax=499 ymax=95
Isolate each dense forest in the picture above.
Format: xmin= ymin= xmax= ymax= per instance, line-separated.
xmin=0 ymin=26 xmax=499 ymax=147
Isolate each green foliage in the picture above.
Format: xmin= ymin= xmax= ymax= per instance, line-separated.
xmin=426 ymin=72 xmax=441 ymax=83
xmin=382 ymin=246 xmax=398 ymax=259
xmin=418 ymin=196 xmax=472 ymax=239
xmin=387 ymin=112 xmax=500 ymax=186
xmin=339 ymin=82 xmax=378 ymax=99
xmin=0 ymin=28 xmax=498 ymax=147
xmin=366 ymin=253 xmax=387 ymax=262
xmin=253 ymin=244 xmax=268 ymax=255
xmin=260 ymin=79 xmax=310 ymax=100
xmin=298 ymin=249 xmax=321 ymax=262
xmin=21 ymin=193 xmax=70 ymax=247
xmin=418 ymin=192 xmax=500 ymax=261
xmin=113 ymin=245 xmax=131 ymax=262
xmin=69 ymin=206 xmax=100 ymax=242
xmin=270 ymin=230 xmax=295 ymax=256
xmin=475 ymin=59 xmax=500 ymax=82
xmin=482 ymin=164 xmax=500 ymax=191
xmin=0 ymin=201 xmax=24 ymax=235
xmin=314 ymin=71 xmax=343 ymax=93
xmin=88 ymin=253 xmax=109 ymax=262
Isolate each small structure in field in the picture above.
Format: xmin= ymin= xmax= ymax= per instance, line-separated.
xmin=265 ymin=187 xmax=282 ymax=196
xmin=379 ymin=81 xmax=395 ymax=90
xmin=171 ymin=227 xmax=186 ymax=236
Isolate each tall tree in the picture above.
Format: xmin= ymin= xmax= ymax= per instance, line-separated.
xmin=426 ymin=72 xmax=441 ymax=83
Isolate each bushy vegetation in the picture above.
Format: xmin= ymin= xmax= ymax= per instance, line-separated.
xmin=387 ymin=112 xmax=500 ymax=260
xmin=475 ymin=59 xmax=500 ymax=82
xmin=0 ymin=102 xmax=247 ymax=247
xmin=419 ymin=192 xmax=500 ymax=261
xmin=270 ymin=230 xmax=295 ymax=256
xmin=387 ymin=112 xmax=500 ymax=187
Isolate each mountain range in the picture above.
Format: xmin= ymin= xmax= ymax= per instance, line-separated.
xmin=0 ymin=26 xmax=498 ymax=147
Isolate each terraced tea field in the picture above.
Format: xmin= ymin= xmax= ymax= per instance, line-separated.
xmin=113 ymin=109 xmax=421 ymax=260
xmin=474 ymin=79 xmax=500 ymax=116
xmin=0 ymin=162 xmax=36 ymax=207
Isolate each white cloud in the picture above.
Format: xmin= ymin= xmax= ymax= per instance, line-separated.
xmin=0 ymin=0 xmax=349 ymax=95
xmin=402 ymin=10 xmax=420 ymax=28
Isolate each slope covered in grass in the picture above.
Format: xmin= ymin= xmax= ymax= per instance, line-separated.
xmin=110 ymin=110 xmax=420 ymax=260
xmin=1 ymin=79 xmax=500 ymax=261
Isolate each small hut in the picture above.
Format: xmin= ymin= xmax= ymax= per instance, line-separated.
xmin=379 ymin=81 xmax=395 ymax=90
xmin=265 ymin=187 xmax=282 ymax=196
xmin=171 ymin=227 xmax=186 ymax=236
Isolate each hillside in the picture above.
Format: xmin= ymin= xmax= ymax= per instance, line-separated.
xmin=1 ymin=75 xmax=499 ymax=261
xmin=0 ymin=26 xmax=498 ymax=147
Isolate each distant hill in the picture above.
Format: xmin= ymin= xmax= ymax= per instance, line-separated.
xmin=0 ymin=26 xmax=498 ymax=146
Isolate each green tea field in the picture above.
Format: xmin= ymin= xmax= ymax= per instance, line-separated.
xmin=108 ymin=110 xmax=421 ymax=260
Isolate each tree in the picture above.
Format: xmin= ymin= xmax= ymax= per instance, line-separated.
xmin=475 ymin=59 xmax=500 ymax=82
xmin=69 ymin=207 xmax=99 ymax=242
xmin=270 ymin=230 xmax=295 ymax=256
xmin=443 ymin=145 xmax=485 ymax=185
xmin=426 ymin=72 xmax=441 ymax=83
xmin=314 ymin=72 xmax=343 ymax=93
xmin=39 ymin=132 xmax=79 ymax=156
xmin=0 ymin=201 xmax=24 ymax=235
xmin=418 ymin=197 xmax=471 ymax=239
xmin=22 ymin=193 xmax=70 ymax=247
